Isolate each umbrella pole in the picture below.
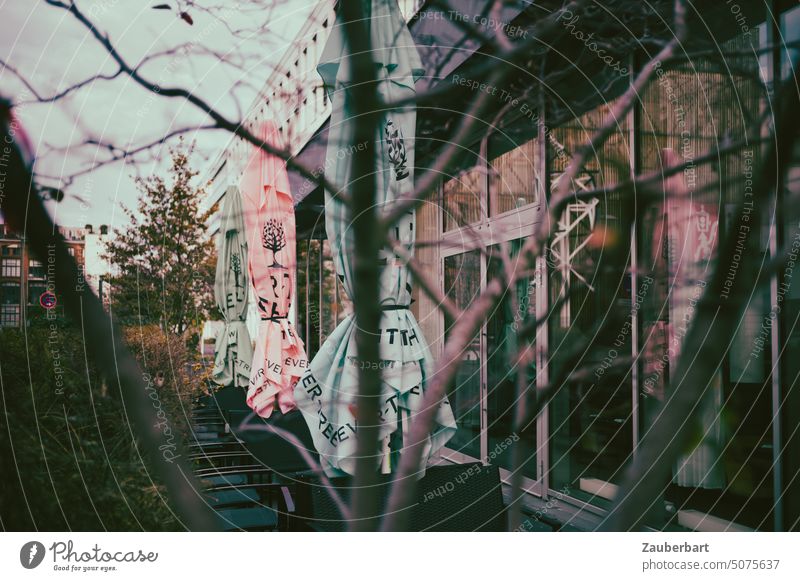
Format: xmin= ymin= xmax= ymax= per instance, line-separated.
xmin=381 ymin=436 xmax=391 ymax=474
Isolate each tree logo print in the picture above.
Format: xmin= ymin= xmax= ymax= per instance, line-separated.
xmin=385 ymin=119 xmax=409 ymax=181
xmin=262 ymin=219 xmax=287 ymax=267
xmin=230 ymin=252 xmax=242 ymax=288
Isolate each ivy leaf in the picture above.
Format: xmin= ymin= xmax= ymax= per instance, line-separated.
xmin=179 ymin=11 xmax=194 ymax=25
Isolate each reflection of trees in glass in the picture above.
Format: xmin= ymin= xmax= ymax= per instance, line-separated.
xmin=262 ymin=219 xmax=286 ymax=267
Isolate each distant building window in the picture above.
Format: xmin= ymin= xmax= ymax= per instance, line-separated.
xmin=28 ymin=283 xmax=46 ymax=305
xmin=2 ymin=282 xmax=19 ymax=301
xmin=0 ymin=304 xmax=20 ymax=327
xmin=2 ymin=244 xmax=21 ymax=257
xmin=2 ymin=258 xmax=21 ymax=278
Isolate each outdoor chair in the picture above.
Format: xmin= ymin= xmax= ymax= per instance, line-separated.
xmin=195 ymin=464 xmax=271 ymax=479
xmin=293 ymin=462 xmax=506 ymax=531
xmin=205 ymin=486 xmax=261 ymax=508
xmin=211 ymin=385 xmax=250 ymax=413
xmin=227 ymin=408 xmax=319 ymax=475
xmin=411 ymin=463 xmax=506 ymax=531
xmin=186 ymin=439 xmax=247 ymax=455
xmin=201 ymin=469 xmax=299 ymax=531
xmin=189 ymin=450 xmax=254 ymax=469
xmin=215 ymin=506 xmax=279 ymax=531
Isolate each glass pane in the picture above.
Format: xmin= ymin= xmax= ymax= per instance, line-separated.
xmin=780 ymin=6 xmax=800 ymax=81
xmin=548 ymin=99 xmax=633 ymax=510
xmin=637 ymin=31 xmax=771 ymax=530
xmin=412 ymin=198 xmax=444 ymax=358
xmin=1 ymin=304 xmax=20 ymax=327
xmin=442 ymin=168 xmax=484 ymax=232
xmin=443 ymin=250 xmax=482 ymax=458
xmin=296 ymin=239 xmax=348 ymax=358
xmin=1 ymin=283 xmax=21 ymax=328
xmin=2 ymin=258 xmax=21 ymax=278
xmin=487 ymin=240 xmax=536 ymax=477
xmin=28 ymin=260 xmax=46 ymax=280
xmin=28 ymin=284 xmax=47 ymax=305
xmin=489 ymin=138 xmax=540 ymax=215
xmin=780 ymin=3 xmax=800 ymax=531
xmin=2 ymin=283 xmax=20 ymax=304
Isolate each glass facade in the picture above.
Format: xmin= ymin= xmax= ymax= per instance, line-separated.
xmin=433 ymin=134 xmax=545 ymax=479
xmin=547 ymin=100 xmax=633 ymax=509
xmin=289 ymin=1 xmax=799 ymax=531
xmin=486 ymin=240 xmax=537 ymax=477
xmin=410 ymin=5 xmax=799 ymax=531
xmin=636 ymin=30 xmax=773 ymax=530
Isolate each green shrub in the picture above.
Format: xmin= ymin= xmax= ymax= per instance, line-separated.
xmin=0 ymin=323 xmax=204 ymax=531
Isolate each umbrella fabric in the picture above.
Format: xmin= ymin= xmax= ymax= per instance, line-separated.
xmin=294 ymin=0 xmax=456 ymax=477
xmin=211 ymin=185 xmax=253 ymax=389
xmin=240 ymin=122 xmax=308 ymax=418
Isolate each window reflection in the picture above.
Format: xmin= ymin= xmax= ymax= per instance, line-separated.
xmin=637 ymin=31 xmax=772 ymax=530
xmin=443 ymin=250 xmax=482 ymax=458
xmin=442 ymin=168 xmax=484 ymax=232
xmin=489 ymin=138 xmax=539 ymax=215
xmin=487 ymin=240 xmax=536 ymax=477
xmin=548 ymin=100 xmax=633 ymax=510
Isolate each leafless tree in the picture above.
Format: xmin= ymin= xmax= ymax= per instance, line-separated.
xmin=1 ymin=0 xmax=798 ymax=532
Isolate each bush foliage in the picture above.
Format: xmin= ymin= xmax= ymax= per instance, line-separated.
xmin=0 ymin=323 xmax=204 ymax=531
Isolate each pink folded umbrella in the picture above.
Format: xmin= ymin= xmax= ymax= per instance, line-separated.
xmin=239 ymin=121 xmax=308 ymax=418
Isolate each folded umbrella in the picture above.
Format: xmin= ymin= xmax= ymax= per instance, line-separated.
xmin=240 ymin=122 xmax=309 ymax=418
xmin=294 ymin=0 xmax=456 ymax=477
xmin=211 ymin=185 xmax=253 ymax=389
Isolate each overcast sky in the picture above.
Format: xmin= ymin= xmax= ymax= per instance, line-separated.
xmin=0 ymin=0 xmax=317 ymax=233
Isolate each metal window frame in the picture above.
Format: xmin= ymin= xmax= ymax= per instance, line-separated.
xmin=434 ymin=7 xmax=791 ymax=527
xmin=439 ymin=122 xmax=549 ymax=496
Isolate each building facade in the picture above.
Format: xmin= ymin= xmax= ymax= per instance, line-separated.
xmin=0 ymin=221 xmax=112 ymax=328
xmin=205 ymin=1 xmax=800 ymax=531
xmin=0 ymin=220 xmax=83 ymax=328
